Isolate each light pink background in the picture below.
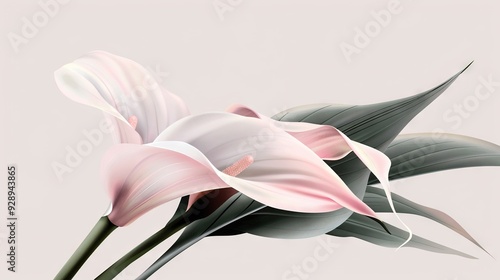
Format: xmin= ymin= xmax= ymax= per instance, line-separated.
xmin=1 ymin=1 xmax=499 ymax=279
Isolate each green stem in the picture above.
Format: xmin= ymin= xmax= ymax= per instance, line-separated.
xmin=96 ymin=214 xmax=190 ymax=280
xmin=55 ymin=216 xmax=117 ymax=280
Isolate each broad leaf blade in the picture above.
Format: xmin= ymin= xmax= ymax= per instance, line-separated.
xmin=212 ymin=65 xmax=472 ymax=240
xmin=369 ymin=133 xmax=500 ymax=184
xmin=274 ymin=62 xmax=471 ymax=151
xmin=137 ymin=194 xmax=265 ymax=279
xmin=275 ymin=63 xmax=471 ymax=198
xmin=364 ymin=186 xmax=488 ymax=254
xmin=212 ymin=207 xmax=352 ymax=238
xmin=328 ymin=213 xmax=476 ymax=259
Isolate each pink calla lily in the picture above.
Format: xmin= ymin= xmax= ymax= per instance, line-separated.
xmin=54 ymin=51 xmax=189 ymax=144
xmin=104 ymin=112 xmax=382 ymax=227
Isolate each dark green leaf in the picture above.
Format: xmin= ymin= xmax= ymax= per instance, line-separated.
xmin=328 ymin=213 xmax=476 ymax=259
xmin=364 ymin=186 xmax=489 ymax=254
xmin=212 ymin=207 xmax=352 ymax=238
xmin=369 ymin=133 xmax=500 ymax=184
xmin=274 ymin=62 xmax=471 ymax=198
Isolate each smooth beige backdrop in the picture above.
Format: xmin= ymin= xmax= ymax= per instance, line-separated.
xmin=1 ymin=1 xmax=499 ymax=279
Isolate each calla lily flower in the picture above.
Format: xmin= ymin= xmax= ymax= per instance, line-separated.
xmin=103 ymin=111 xmax=396 ymax=227
xmin=54 ymin=50 xmax=189 ymax=144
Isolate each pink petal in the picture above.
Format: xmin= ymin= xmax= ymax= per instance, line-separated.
xmin=54 ymin=51 xmax=189 ymax=144
xmin=102 ymin=142 xmax=230 ymax=226
xmin=155 ymin=112 xmax=377 ymax=218
xmin=227 ymin=104 xmax=351 ymax=160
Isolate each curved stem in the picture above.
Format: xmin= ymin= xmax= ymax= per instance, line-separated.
xmin=55 ymin=216 xmax=117 ymax=280
xmin=96 ymin=214 xmax=190 ymax=280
